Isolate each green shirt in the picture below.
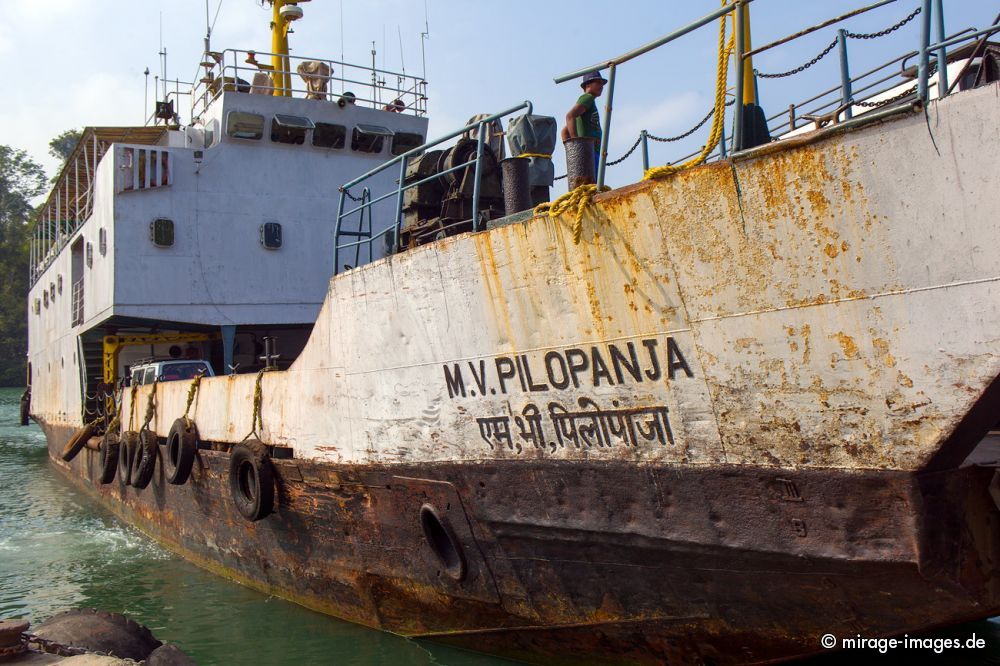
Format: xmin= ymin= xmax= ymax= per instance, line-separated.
xmin=575 ymin=93 xmax=601 ymax=139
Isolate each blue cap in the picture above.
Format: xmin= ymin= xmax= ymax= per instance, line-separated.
xmin=581 ymin=71 xmax=608 ymax=89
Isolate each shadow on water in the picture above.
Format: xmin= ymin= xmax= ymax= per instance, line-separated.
xmin=8 ymin=388 xmax=1000 ymax=664
xmin=0 ymin=389 xmax=520 ymax=665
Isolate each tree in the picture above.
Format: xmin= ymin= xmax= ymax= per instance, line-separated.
xmin=0 ymin=145 xmax=46 ymax=386
xmin=49 ymin=129 xmax=82 ymax=163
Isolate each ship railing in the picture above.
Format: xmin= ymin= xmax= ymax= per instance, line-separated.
xmin=556 ymin=0 xmax=1000 ymax=187
xmin=191 ymin=48 xmax=428 ymax=120
xmin=332 ymin=101 xmax=533 ymax=276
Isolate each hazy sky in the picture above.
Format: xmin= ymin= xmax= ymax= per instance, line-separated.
xmin=1 ymin=0 xmax=995 ymax=189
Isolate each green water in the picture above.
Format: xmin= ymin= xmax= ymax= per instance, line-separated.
xmin=0 ymin=388 xmax=518 ymax=665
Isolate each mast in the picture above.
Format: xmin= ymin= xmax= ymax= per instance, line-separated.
xmin=269 ymin=1 xmax=307 ymax=97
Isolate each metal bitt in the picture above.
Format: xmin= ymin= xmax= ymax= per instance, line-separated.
xmin=564 ymin=137 xmax=597 ymax=190
xmin=259 ymin=337 xmax=280 ymax=369
xmin=934 ymin=0 xmax=949 ymax=97
xmin=471 ymin=123 xmax=487 ymax=230
xmin=640 ymin=130 xmax=650 ymax=171
xmin=838 ymin=29 xmax=853 ymax=119
xmin=917 ymin=0 xmax=932 ymax=102
xmin=596 ymin=63 xmax=616 ymax=188
xmin=500 ymin=158 xmax=532 ymax=216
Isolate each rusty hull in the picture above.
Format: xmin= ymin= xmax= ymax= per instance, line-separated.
xmin=41 ymin=420 xmax=1000 ymax=664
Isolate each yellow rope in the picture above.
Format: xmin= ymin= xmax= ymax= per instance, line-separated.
xmin=242 ymin=369 xmax=266 ymax=442
xmin=533 ymin=184 xmax=610 ymax=244
xmin=644 ymin=1 xmax=734 ymax=181
xmin=183 ymin=370 xmax=205 ymax=422
xmin=516 ymin=153 xmax=552 ymax=159
xmin=141 ymin=377 xmax=158 ymax=431
xmin=128 ymin=383 xmax=138 ymax=431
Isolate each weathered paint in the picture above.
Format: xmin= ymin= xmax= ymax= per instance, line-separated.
xmin=96 ymin=83 xmax=1000 ymax=473
xmin=41 ymin=421 xmax=1000 ymax=665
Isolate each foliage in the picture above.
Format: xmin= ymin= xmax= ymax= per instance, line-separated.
xmin=49 ymin=129 xmax=82 ymax=163
xmin=0 ymin=145 xmax=46 ymax=386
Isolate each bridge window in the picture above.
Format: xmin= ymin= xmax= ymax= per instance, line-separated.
xmin=313 ymin=122 xmax=346 ymax=149
xmin=271 ymin=114 xmax=314 ymax=145
xmin=226 ymin=111 xmax=265 ymax=140
xmin=352 ymin=124 xmax=393 ymax=154
xmin=392 ymin=132 xmax=424 ymax=156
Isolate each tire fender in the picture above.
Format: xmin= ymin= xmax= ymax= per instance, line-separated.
xmin=130 ymin=429 xmax=158 ymax=490
xmin=165 ymin=418 xmax=199 ymax=485
xmin=98 ymin=432 xmax=120 ymax=485
xmin=61 ymin=423 xmax=95 ymax=462
xmin=228 ymin=439 xmax=274 ymax=522
xmin=118 ymin=431 xmax=139 ymax=486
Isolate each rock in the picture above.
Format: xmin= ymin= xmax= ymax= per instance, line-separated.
xmin=33 ymin=609 xmax=161 ymax=661
xmin=56 ymin=656 xmax=134 ymax=665
xmin=146 ymin=644 xmax=196 ymax=665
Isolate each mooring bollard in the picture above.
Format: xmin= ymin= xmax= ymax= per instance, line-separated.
xmin=500 ymin=157 xmax=532 ymax=216
xmin=564 ymin=137 xmax=596 ymax=190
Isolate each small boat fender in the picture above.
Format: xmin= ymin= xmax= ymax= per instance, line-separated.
xmin=228 ymin=439 xmax=274 ymax=522
xmin=98 ymin=431 xmax=121 ymax=485
xmin=165 ymin=418 xmax=199 ymax=485
xmin=61 ymin=423 xmax=96 ymax=461
xmin=130 ymin=429 xmax=159 ymax=490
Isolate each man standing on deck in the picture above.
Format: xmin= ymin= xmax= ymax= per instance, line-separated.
xmin=562 ymin=70 xmax=607 ymax=174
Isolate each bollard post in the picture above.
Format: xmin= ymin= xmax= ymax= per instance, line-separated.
xmin=640 ymin=130 xmax=650 ymax=172
xmin=733 ymin=0 xmax=745 ymax=151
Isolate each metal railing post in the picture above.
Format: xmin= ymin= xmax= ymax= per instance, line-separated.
xmin=934 ymin=0 xmax=948 ymax=97
xmin=733 ymin=0 xmax=746 ymax=151
xmin=471 ymin=123 xmax=487 ymax=231
xmin=392 ymin=158 xmax=408 ymax=252
xmin=719 ymin=121 xmax=727 ymax=158
xmin=640 ymin=130 xmax=650 ymax=172
xmin=917 ymin=0 xmax=932 ymax=101
xmin=333 ymin=190 xmax=346 ymax=274
xmin=837 ymin=29 xmax=853 ymax=119
xmin=596 ymin=63 xmax=617 ymax=189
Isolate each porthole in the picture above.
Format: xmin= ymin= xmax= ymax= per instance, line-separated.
xmin=57 ymin=274 xmax=63 ymax=294
xmin=86 ymin=242 xmax=93 ymax=268
xmin=49 ymin=283 xmax=55 ymax=301
xmin=259 ymin=222 xmax=282 ymax=250
xmin=99 ymin=228 xmax=107 ymax=256
xmin=43 ymin=290 xmax=49 ymax=308
xmin=150 ymin=218 xmax=175 ymax=247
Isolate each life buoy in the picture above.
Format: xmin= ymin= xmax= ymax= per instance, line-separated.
xmin=118 ymin=431 xmax=139 ymax=486
xmin=98 ymin=432 xmax=120 ymax=485
xmin=19 ymin=390 xmax=29 ymax=426
xmin=228 ymin=439 xmax=274 ymax=522
xmin=165 ymin=418 xmax=199 ymax=485
xmin=130 ymin=429 xmax=158 ymax=490
xmin=61 ymin=423 xmax=95 ymax=462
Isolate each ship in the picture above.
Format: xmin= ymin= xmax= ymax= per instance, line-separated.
xmin=24 ymin=0 xmax=1000 ymax=663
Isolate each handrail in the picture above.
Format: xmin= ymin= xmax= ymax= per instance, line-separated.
xmin=566 ymin=0 xmax=985 ymax=183
xmin=333 ymin=100 xmax=533 ymax=275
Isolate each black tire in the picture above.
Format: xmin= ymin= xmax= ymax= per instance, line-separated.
xmin=165 ymin=418 xmax=198 ymax=485
xmin=19 ymin=390 xmax=29 ymax=426
xmin=228 ymin=439 xmax=274 ymax=521
xmin=131 ymin=429 xmax=158 ymax=490
xmin=119 ymin=431 xmax=138 ymax=486
xmin=98 ymin=432 xmax=120 ymax=485
xmin=61 ymin=423 xmax=95 ymax=462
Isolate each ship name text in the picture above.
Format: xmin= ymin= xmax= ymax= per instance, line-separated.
xmin=442 ymin=337 xmax=693 ymax=399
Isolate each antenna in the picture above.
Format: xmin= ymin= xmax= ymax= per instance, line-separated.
xmin=420 ymin=0 xmax=430 ymax=82
xmin=340 ymin=0 xmax=345 ymax=93
xmin=144 ymin=67 xmax=150 ymax=124
xmin=397 ymin=25 xmax=406 ymax=77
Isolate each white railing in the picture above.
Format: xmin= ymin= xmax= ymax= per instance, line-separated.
xmin=117 ymin=147 xmax=173 ymax=193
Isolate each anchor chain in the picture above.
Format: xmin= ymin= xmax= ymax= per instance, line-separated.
xmin=854 ymin=83 xmax=918 ymax=107
xmin=756 ymin=38 xmax=838 ymax=79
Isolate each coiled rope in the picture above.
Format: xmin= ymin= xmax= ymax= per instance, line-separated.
xmin=644 ymin=0 xmax=734 ymax=180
